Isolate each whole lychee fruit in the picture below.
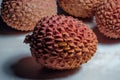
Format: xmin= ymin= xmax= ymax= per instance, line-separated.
xmin=1 ymin=0 xmax=57 ymax=31
xmin=58 ymin=0 xmax=102 ymax=18
xmin=95 ymin=0 xmax=120 ymax=38
xmin=24 ymin=15 xmax=98 ymax=70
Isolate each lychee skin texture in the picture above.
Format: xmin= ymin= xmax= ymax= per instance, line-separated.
xmin=1 ymin=0 xmax=57 ymax=31
xmin=24 ymin=15 xmax=98 ymax=70
xmin=95 ymin=0 xmax=120 ymax=38
xmin=58 ymin=0 xmax=102 ymax=18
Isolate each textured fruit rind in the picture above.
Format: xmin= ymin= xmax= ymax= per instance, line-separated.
xmin=58 ymin=0 xmax=102 ymax=18
xmin=95 ymin=0 xmax=120 ymax=38
xmin=25 ymin=15 xmax=98 ymax=70
xmin=1 ymin=0 xmax=57 ymax=31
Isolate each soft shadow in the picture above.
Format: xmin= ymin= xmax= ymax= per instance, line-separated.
xmin=57 ymin=4 xmax=71 ymax=16
xmin=2 ymin=54 xmax=30 ymax=78
xmin=93 ymin=27 xmax=120 ymax=44
xmin=0 ymin=16 xmax=30 ymax=35
xmin=12 ymin=57 xmax=80 ymax=79
xmin=2 ymin=54 xmax=80 ymax=80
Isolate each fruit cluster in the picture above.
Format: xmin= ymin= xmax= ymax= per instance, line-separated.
xmin=1 ymin=0 xmax=119 ymax=70
xmin=58 ymin=0 xmax=120 ymax=38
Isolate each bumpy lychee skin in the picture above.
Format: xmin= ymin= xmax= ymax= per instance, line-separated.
xmin=58 ymin=0 xmax=102 ymax=18
xmin=95 ymin=0 xmax=120 ymax=38
xmin=24 ymin=15 xmax=98 ymax=70
xmin=1 ymin=0 xmax=57 ymax=31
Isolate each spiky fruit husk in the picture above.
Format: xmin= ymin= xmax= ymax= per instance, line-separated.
xmin=58 ymin=0 xmax=102 ymax=18
xmin=95 ymin=0 xmax=120 ymax=38
xmin=24 ymin=15 xmax=98 ymax=70
xmin=1 ymin=0 xmax=57 ymax=31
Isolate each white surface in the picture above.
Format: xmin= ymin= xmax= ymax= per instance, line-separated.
xmin=0 ymin=29 xmax=120 ymax=80
xmin=0 ymin=0 xmax=120 ymax=80
xmin=0 ymin=35 xmax=30 ymax=79
xmin=0 ymin=23 xmax=120 ymax=80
